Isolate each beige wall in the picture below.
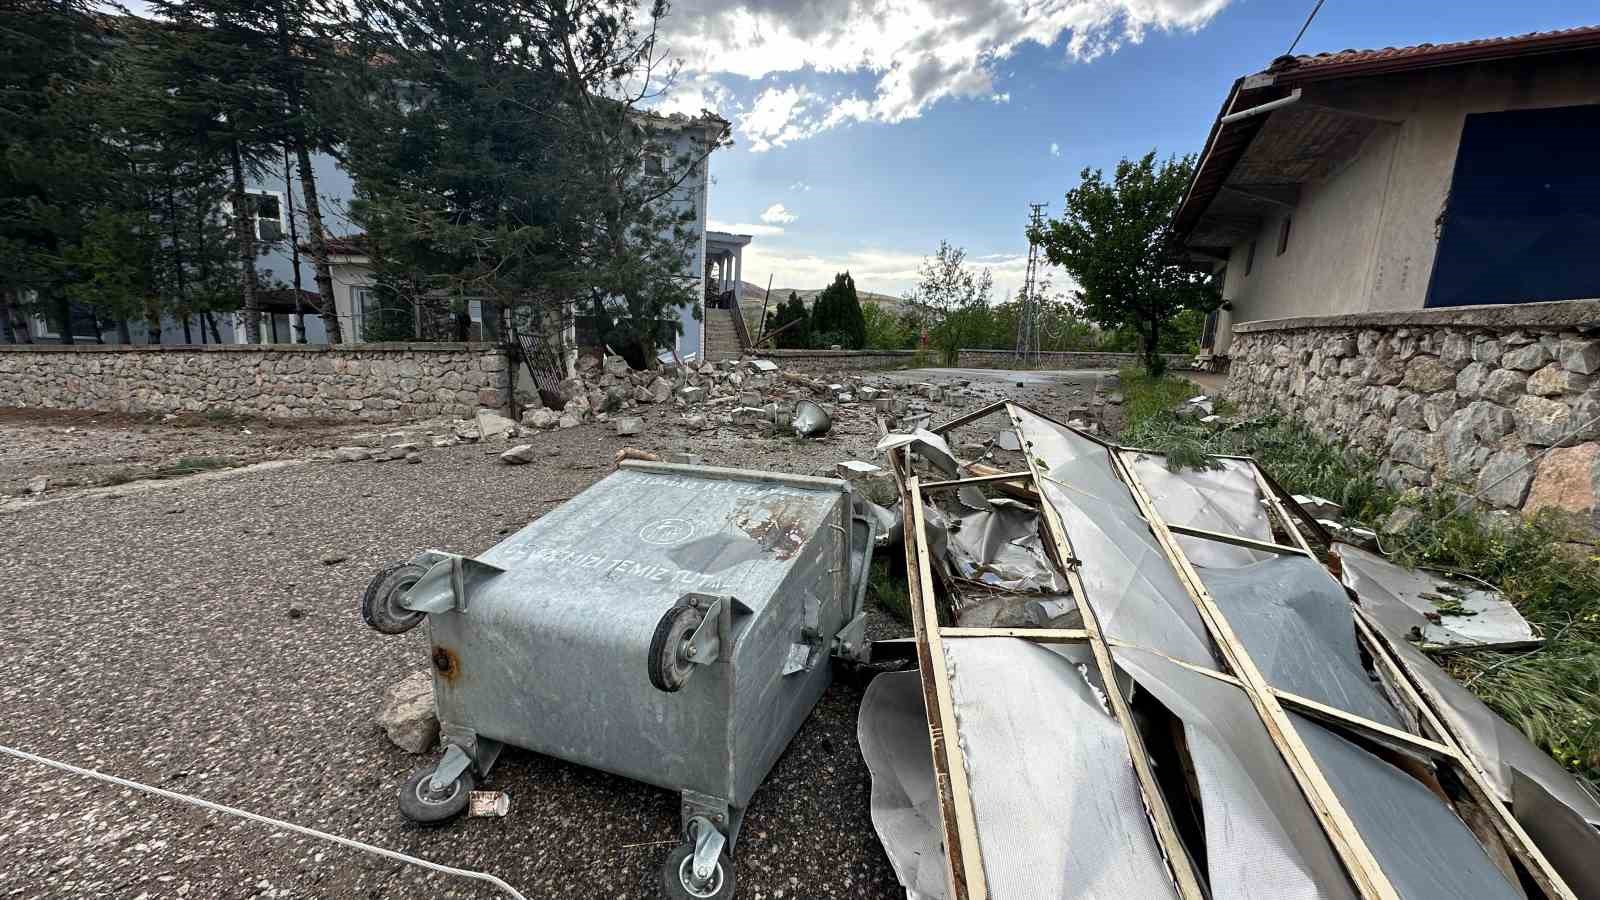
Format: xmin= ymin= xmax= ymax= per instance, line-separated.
xmin=1216 ymin=54 xmax=1600 ymax=355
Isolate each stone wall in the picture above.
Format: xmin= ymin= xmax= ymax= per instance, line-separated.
xmin=955 ymin=349 xmax=1194 ymax=371
xmin=0 ymin=343 xmax=513 ymax=422
xmin=1225 ymin=300 xmax=1600 ymax=520
xmin=755 ymin=348 xmax=926 ymax=373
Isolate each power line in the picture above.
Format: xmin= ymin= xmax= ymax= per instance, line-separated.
xmin=1286 ymin=0 xmax=1327 ymax=57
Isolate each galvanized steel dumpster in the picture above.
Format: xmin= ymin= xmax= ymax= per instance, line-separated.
xmin=361 ymin=460 xmax=874 ymax=899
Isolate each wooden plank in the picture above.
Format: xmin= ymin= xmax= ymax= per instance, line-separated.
xmin=1353 ymin=611 xmax=1578 ymax=900
xmin=905 ymin=473 xmax=989 ymax=900
xmin=922 ymin=471 xmax=1034 ymax=490
xmin=941 ymin=627 xmax=1091 ymax=642
xmin=1109 ymin=447 xmax=1400 ymax=900
xmin=1166 ymin=522 xmax=1311 ymax=557
xmin=1009 ymin=404 xmax=1208 ymax=900
xmin=1270 ymin=687 xmax=1459 ymax=762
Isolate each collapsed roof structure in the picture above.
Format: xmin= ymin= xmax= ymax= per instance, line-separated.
xmin=867 ymin=400 xmax=1600 ymax=900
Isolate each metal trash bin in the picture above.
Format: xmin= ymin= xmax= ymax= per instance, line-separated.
xmin=362 ymin=460 xmax=875 ymax=899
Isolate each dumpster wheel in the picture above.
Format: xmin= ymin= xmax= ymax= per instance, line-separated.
xmin=362 ymin=562 xmax=428 ymax=635
xmin=398 ymin=766 xmax=474 ymax=824
xmin=648 ymin=601 xmax=705 ymax=692
xmin=662 ymin=842 xmax=734 ymax=900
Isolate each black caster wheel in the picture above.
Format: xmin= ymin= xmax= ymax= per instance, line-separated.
xmin=362 ymin=561 xmax=427 ymax=634
xmin=661 ymin=842 xmax=734 ymax=900
xmin=398 ymin=766 xmax=474 ymax=824
xmin=648 ymin=600 xmax=705 ymax=692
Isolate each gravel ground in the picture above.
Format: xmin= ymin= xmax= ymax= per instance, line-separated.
xmin=0 ymin=367 xmax=1109 ymax=900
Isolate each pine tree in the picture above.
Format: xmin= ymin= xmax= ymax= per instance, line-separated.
xmin=810 ymin=272 xmax=865 ymax=349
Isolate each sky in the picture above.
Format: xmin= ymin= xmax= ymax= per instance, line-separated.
xmin=649 ymin=0 xmax=1598 ymax=300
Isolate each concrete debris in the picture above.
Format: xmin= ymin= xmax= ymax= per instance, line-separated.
xmin=669 ymin=452 xmax=704 ymax=465
xmin=522 ymin=407 xmax=561 ymax=430
xmin=333 ymin=446 xmax=373 ymax=463
xmin=475 ymin=409 xmax=519 ymax=442
xmin=558 ymin=413 xmax=582 ymax=429
xmin=837 ymin=460 xmax=897 ymax=506
xmin=26 ymin=475 xmax=49 ymax=494
xmin=615 ymin=416 xmax=645 ymax=436
xmin=405 ymin=452 xmax=423 ymax=464
xmin=749 ymin=359 xmax=779 ymax=372
xmin=500 ymin=444 xmax=538 ymax=465
xmin=375 ymin=669 xmax=439 ymax=755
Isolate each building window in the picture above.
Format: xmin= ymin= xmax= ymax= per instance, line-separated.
xmin=643 ymin=151 xmax=666 ymax=177
xmin=249 ymin=191 xmax=285 ymax=242
xmin=1276 ymin=217 xmax=1292 ymax=256
xmin=1244 ymin=240 xmax=1256 ymax=276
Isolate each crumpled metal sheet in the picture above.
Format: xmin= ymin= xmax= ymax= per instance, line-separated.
xmin=1332 ymin=543 xmax=1540 ymax=650
xmin=1198 ymin=556 xmax=1403 ymax=728
xmin=1292 ymin=715 xmax=1526 ymax=900
xmin=1129 ymin=453 xmax=1274 ymax=568
xmin=877 ymin=428 xmax=959 ymax=478
xmin=1114 ymin=646 xmax=1358 ymax=900
xmin=1511 ymin=768 xmax=1600 ymax=900
xmin=1363 ymin=605 xmax=1600 ymax=839
xmin=943 ymin=638 xmax=1181 ymax=900
xmin=857 ymin=670 xmax=946 ymax=900
xmin=791 ymin=399 xmax=833 ymax=437
xmin=1013 ymin=408 xmax=1217 ymax=668
xmin=920 ymin=498 xmax=1078 ymax=627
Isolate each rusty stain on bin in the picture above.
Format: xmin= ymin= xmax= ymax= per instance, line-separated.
xmin=432 ymin=645 xmax=460 ymax=681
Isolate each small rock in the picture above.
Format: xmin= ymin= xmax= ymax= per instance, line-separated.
xmin=286 ymin=607 xmax=305 ymax=620
xmin=374 ymin=670 xmax=439 ymax=755
xmin=26 ymin=475 xmax=49 ymax=494
xmin=405 ymin=452 xmax=423 ymax=464
xmin=320 ymin=552 xmax=348 ymax=565
xmin=500 ymin=444 xmax=538 ymax=464
xmin=1106 ymin=393 xmax=1124 ymax=405
xmin=836 ymin=460 xmax=897 ymax=506
xmin=1382 ymin=506 xmax=1423 ymax=535
xmin=558 ymin=413 xmax=581 ymax=429
xmin=615 ymin=416 xmax=645 ymax=436
xmin=333 ymin=446 xmax=372 ymax=463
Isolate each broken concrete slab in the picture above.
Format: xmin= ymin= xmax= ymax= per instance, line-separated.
xmin=558 ymin=413 xmax=582 ymax=429
xmin=615 ymin=416 xmax=644 ymax=436
xmin=375 ymin=670 xmax=439 ymax=755
xmin=25 ymin=475 xmax=49 ymax=494
xmin=333 ymin=446 xmax=373 ymax=463
xmin=522 ymin=407 xmax=560 ymax=429
xmin=475 ymin=409 xmax=519 ymax=441
xmin=837 ymin=460 xmax=897 ymax=506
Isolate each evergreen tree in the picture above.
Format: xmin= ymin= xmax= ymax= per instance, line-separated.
xmin=768 ymin=291 xmax=810 ymax=349
xmin=810 ymin=271 xmax=865 ymax=349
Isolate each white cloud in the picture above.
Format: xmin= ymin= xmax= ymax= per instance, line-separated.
xmin=651 ymin=72 xmax=737 ymax=118
xmin=760 ymin=203 xmax=797 ymax=225
xmin=662 ymin=0 xmax=1230 ymax=148
xmin=708 ymin=219 xmax=786 ymax=237
xmin=789 ymin=180 xmax=812 ymax=192
xmin=1050 ymin=142 xmax=1061 ymax=157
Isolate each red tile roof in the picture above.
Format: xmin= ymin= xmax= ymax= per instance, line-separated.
xmin=1266 ymin=25 xmax=1600 ymax=82
xmin=320 ymin=234 xmax=369 ymax=256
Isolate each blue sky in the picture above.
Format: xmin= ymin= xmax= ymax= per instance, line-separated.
xmin=655 ymin=0 xmax=1597 ymax=299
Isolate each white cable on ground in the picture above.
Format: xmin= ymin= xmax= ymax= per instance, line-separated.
xmin=0 ymin=744 xmax=528 ymax=900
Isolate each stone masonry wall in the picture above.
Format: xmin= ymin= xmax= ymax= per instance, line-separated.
xmin=0 ymin=343 xmax=513 ymax=422
xmin=1224 ymin=300 xmax=1600 ymax=520
xmin=755 ymin=348 xmax=925 ymax=373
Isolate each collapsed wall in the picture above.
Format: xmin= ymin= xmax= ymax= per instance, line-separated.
xmin=1224 ymin=299 xmax=1600 ymax=526
xmin=0 ymin=342 xmax=513 ymax=422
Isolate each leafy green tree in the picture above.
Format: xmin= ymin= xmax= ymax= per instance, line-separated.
xmin=810 ymin=271 xmax=865 ymax=349
xmin=1034 ymin=150 xmax=1216 ymax=374
xmin=767 ymin=291 xmax=810 ymax=349
xmin=861 ymin=302 xmax=912 ymax=349
xmin=906 ymin=241 xmax=993 ymax=363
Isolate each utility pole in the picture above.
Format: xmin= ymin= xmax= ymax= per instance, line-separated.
xmin=1014 ymin=202 xmax=1047 ymax=364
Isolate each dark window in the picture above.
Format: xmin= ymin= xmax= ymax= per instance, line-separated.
xmin=1201 ymin=309 xmax=1220 ymax=350
xmin=1244 ymin=240 xmax=1256 ymax=276
xmin=250 ymin=192 xmax=284 ymax=242
xmin=1277 ymin=217 xmax=1292 ymax=256
xmin=1426 ymin=103 xmax=1600 ymax=308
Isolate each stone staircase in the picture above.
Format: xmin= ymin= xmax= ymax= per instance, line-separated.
xmin=704 ymin=306 xmax=746 ymax=361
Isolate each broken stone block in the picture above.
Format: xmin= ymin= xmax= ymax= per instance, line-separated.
xmin=475 ymin=409 xmax=519 ymax=441
xmin=558 ymin=413 xmax=581 ymax=429
xmin=1382 ymin=505 xmax=1422 ymax=535
xmin=680 ymin=386 xmax=706 ymax=404
xmin=859 ymin=386 xmax=881 ymax=401
xmin=523 ymin=407 xmax=560 ymax=429
xmin=683 ymin=414 xmax=708 ymax=430
xmin=739 ymin=391 xmax=762 ymax=407
xmin=649 ymin=377 xmax=673 ymax=404
xmin=749 ymin=359 xmax=778 ymax=372
xmin=25 ymin=475 xmax=48 ymax=494
xmin=836 ymin=460 xmax=897 ymax=506
xmin=1525 ymin=441 xmax=1600 ymax=532
xmin=603 ymin=357 xmax=631 ymax=378
xmin=333 ymin=446 xmax=373 ymax=462
xmin=731 ymin=406 xmax=771 ymax=427
xmin=634 ymin=385 xmax=656 ymax=404
xmin=615 ymin=416 xmax=644 ymax=436
xmin=500 ymin=444 xmax=537 ymax=464
xmin=405 ymin=452 xmax=423 ymax=464
xmin=375 ymin=670 xmax=439 ymax=755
